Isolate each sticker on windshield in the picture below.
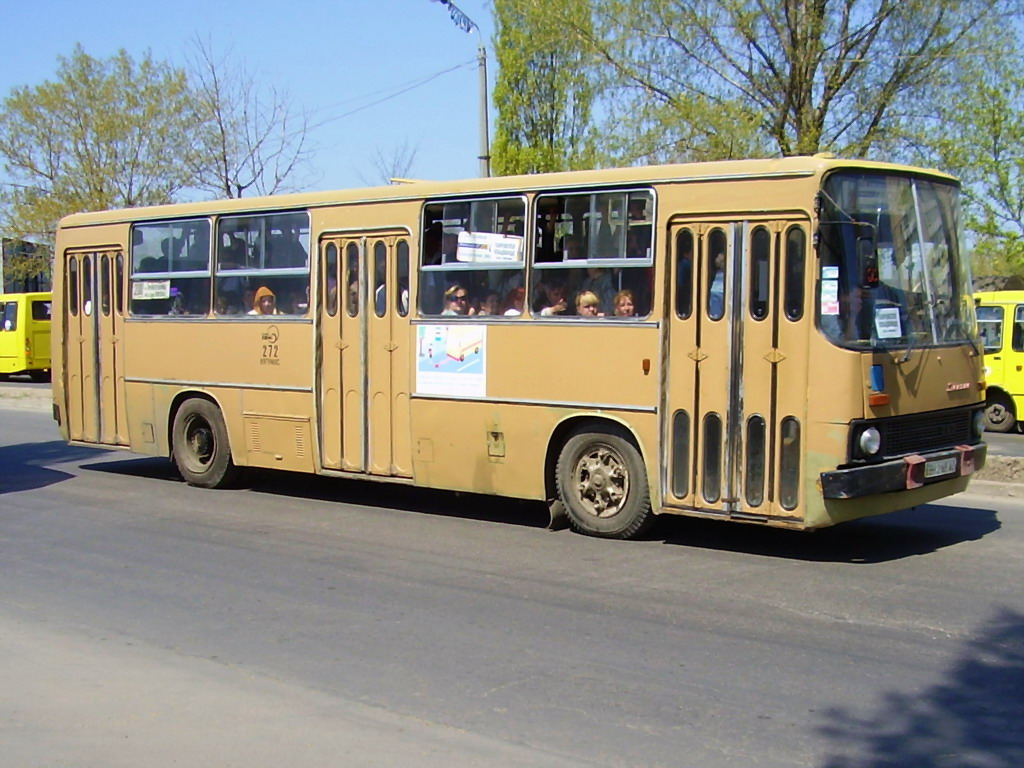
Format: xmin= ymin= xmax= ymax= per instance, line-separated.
xmin=874 ymin=306 xmax=902 ymax=339
xmin=821 ymin=279 xmax=840 ymax=315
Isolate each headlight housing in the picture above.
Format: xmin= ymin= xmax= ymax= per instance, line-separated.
xmin=857 ymin=426 xmax=882 ymax=457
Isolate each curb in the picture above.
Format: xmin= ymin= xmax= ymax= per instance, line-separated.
xmin=0 ymin=387 xmax=53 ymax=412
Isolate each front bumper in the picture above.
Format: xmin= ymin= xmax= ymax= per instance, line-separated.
xmin=820 ymin=443 xmax=987 ymax=500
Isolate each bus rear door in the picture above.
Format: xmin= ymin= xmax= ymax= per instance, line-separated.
xmin=63 ymin=251 xmax=128 ymax=445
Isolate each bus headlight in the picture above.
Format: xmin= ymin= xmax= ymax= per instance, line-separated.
xmin=858 ymin=427 xmax=881 ymax=456
xmin=973 ymin=410 xmax=986 ymax=438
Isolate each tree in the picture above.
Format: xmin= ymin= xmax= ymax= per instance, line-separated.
xmin=491 ymin=0 xmax=595 ymax=175
xmin=0 ymin=45 xmax=198 ymax=246
xmin=186 ymin=37 xmax=313 ymax=199
xmin=358 ymin=139 xmax=420 ymax=186
xmin=906 ymin=26 xmax=1024 ymax=278
xmin=565 ymin=0 xmax=1018 ymax=163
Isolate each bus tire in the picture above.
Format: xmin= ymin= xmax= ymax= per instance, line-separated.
xmin=172 ymin=398 xmax=238 ymax=489
xmin=984 ymin=391 xmax=1017 ymax=433
xmin=555 ymin=426 xmax=654 ymax=540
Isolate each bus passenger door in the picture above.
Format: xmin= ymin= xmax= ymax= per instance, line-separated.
xmin=320 ymin=237 xmax=364 ymax=472
xmin=64 ymin=252 xmax=98 ymax=442
xmin=318 ymin=232 xmax=411 ymax=477
xmin=663 ymin=222 xmax=734 ymax=515
xmin=663 ymin=219 xmax=810 ymax=521
xmin=96 ymin=252 xmax=128 ymax=445
xmin=64 ymin=250 xmax=128 ymax=446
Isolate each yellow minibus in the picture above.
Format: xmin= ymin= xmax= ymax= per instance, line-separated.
xmin=0 ymin=291 xmax=52 ymax=381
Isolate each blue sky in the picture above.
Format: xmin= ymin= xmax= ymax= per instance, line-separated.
xmin=1 ymin=0 xmax=496 ymax=195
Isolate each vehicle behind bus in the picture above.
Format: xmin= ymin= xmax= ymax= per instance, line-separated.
xmin=0 ymin=291 xmax=52 ymax=381
xmin=975 ymin=290 xmax=1024 ymax=432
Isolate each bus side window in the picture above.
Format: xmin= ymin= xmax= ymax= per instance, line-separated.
xmin=749 ymin=227 xmax=770 ymax=321
xmin=1014 ymin=306 xmax=1024 ymax=352
xmin=675 ymin=229 xmax=694 ymax=318
xmin=784 ymin=226 xmax=806 ymax=321
xmin=2 ymin=302 xmax=15 ymax=332
xmin=707 ymin=229 xmax=727 ymax=321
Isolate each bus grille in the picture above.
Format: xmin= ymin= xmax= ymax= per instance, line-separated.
xmin=877 ymin=409 xmax=974 ymax=459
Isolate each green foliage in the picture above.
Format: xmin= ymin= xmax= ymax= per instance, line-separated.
xmin=551 ymin=0 xmax=1014 ymax=164
xmin=901 ymin=24 xmax=1024 ymax=280
xmin=2 ymin=239 xmax=50 ymax=287
xmin=491 ymin=0 xmax=596 ymax=175
xmin=0 ymin=45 xmax=198 ymax=245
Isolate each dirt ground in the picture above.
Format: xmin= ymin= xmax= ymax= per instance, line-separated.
xmin=975 ymin=455 xmax=1024 ymax=484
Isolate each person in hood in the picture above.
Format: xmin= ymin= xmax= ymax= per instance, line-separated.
xmin=249 ymin=286 xmax=282 ymax=315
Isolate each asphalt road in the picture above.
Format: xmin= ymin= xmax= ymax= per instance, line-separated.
xmin=2 ymin=407 xmax=1023 ymax=767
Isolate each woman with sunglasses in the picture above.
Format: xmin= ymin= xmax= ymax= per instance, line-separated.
xmin=441 ymin=284 xmax=476 ymax=316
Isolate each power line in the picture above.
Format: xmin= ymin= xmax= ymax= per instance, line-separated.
xmin=308 ymin=58 xmax=476 ymax=130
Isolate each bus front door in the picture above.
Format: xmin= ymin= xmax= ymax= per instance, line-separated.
xmin=319 ymin=232 xmax=412 ymax=477
xmin=664 ymin=219 xmax=810 ymax=522
xmin=64 ymin=250 xmax=128 ymax=445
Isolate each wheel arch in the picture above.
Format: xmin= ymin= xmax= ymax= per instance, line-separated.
xmin=166 ymin=390 xmax=232 ymax=458
xmin=543 ymin=414 xmax=652 ymax=504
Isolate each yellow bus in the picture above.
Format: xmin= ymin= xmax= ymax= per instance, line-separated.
xmin=975 ymin=290 xmax=1024 ymax=432
xmin=51 ymin=156 xmax=988 ymax=539
xmin=0 ymin=291 xmax=52 ymax=381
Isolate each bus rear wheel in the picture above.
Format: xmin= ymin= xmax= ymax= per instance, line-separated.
xmin=555 ymin=426 xmax=654 ymax=539
xmin=984 ymin=391 xmax=1017 ymax=433
xmin=172 ymin=398 xmax=238 ymax=488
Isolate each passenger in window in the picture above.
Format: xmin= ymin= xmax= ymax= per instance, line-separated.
xmin=613 ymin=289 xmax=636 ymax=317
xmin=347 ymin=278 xmax=360 ymax=315
xmin=288 ymin=287 xmax=309 ymax=315
xmin=222 ymin=231 xmax=247 ymax=266
xmin=581 ymin=267 xmax=615 ymax=314
xmin=442 ymin=284 xmax=475 ymax=316
xmin=709 ymin=251 xmax=726 ymax=318
xmin=249 ymin=286 xmax=282 ymax=315
xmin=477 ymin=291 xmax=500 ymax=316
xmin=441 ymin=233 xmax=460 ymax=263
xmin=169 ymin=293 xmax=189 ymax=316
xmin=502 ymin=287 xmax=525 ymax=316
xmin=537 ymin=281 xmax=568 ymax=316
xmin=576 ymin=291 xmax=603 ymax=317
xmin=215 ymin=293 xmax=242 ymax=315
xmin=242 ymin=287 xmax=256 ymax=315
xmin=561 ymin=234 xmax=584 ymax=260
xmin=276 ymin=228 xmax=308 ymax=267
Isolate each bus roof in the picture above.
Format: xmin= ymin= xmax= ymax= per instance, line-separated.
xmin=974 ymin=290 xmax=1024 ymax=303
xmin=57 ymin=154 xmax=957 ymax=229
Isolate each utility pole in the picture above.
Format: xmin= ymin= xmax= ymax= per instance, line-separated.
xmin=428 ymin=0 xmax=491 ymax=177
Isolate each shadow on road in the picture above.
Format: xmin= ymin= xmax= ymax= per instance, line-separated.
xmin=819 ymin=607 xmax=1024 ymax=767
xmin=84 ymin=453 xmax=1001 ymax=559
xmin=82 ymin=457 xmax=553 ymax=530
xmin=656 ymin=502 xmax=1001 ymax=563
xmin=0 ymin=440 xmax=111 ymax=495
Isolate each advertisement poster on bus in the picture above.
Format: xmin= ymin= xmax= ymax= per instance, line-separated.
xmin=416 ymin=324 xmax=486 ymax=397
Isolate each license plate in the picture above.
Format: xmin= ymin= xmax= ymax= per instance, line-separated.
xmin=924 ymin=457 xmax=957 ymax=479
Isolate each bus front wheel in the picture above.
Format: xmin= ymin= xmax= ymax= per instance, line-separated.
xmin=555 ymin=426 xmax=654 ymax=539
xmin=172 ymin=398 xmax=238 ymax=488
xmin=984 ymin=392 xmax=1017 ymax=433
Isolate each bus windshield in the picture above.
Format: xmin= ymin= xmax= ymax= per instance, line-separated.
xmin=817 ymin=171 xmax=974 ymax=350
